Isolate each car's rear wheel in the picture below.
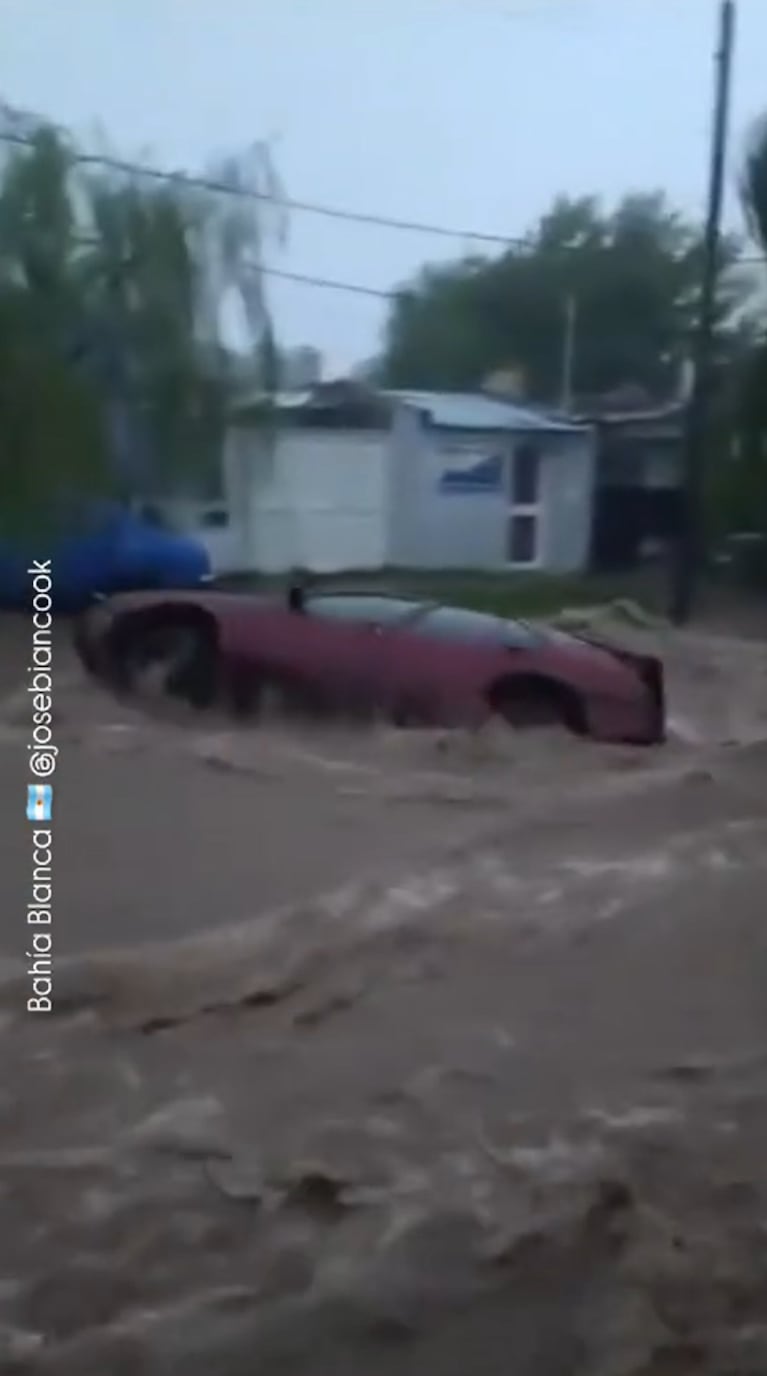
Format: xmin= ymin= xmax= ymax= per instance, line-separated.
xmin=108 ymin=611 xmax=219 ymax=709
xmin=488 ymin=677 xmax=586 ymax=736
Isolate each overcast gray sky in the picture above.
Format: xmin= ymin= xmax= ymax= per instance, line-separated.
xmin=3 ymin=0 xmax=765 ymax=373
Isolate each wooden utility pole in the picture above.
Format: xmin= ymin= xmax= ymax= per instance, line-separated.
xmin=560 ymin=294 xmax=577 ymax=413
xmin=670 ymin=0 xmax=736 ymax=624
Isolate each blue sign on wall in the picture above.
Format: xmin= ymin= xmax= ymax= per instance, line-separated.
xmin=438 ymin=449 xmax=503 ymax=494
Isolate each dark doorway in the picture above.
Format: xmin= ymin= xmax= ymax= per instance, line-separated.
xmin=591 ymin=487 xmax=683 ymax=571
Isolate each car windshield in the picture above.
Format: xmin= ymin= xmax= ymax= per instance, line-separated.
xmin=305 ymin=594 xmax=423 ymax=627
xmin=414 ymin=605 xmax=541 ymax=647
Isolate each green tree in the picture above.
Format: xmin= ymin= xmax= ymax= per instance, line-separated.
xmin=0 ymin=123 xmax=107 ymax=534
xmin=84 ymin=139 xmax=285 ymax=498
xmin=379 ymin=193 xmax=740 ymax=402
xmin=0 ymin=108 xmax=283 ymax=534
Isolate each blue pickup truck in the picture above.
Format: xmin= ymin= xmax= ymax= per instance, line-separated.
xmin=0 ymin=504 xmax=210 ymax=611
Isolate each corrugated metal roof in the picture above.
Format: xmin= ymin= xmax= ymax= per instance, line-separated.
xmin=386 ymin=390 xmax=586 ymax=434
xmin=579 ymin=403 xmax=685 ymax=425
xmin=275 ymin=390 xmax=315 ymax=409
xmin=231 ymin=388 xmax=315 ymax=412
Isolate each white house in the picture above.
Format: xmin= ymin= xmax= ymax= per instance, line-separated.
xmin=386 ymin=390 xmax=595 ymax=573
xmin=160 ymin=385 xmax=596 ymax=577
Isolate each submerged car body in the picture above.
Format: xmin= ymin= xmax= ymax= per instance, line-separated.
xmin=74 ymin=585 xmax=666 ymax=745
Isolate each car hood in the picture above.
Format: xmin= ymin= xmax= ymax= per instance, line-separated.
xmin=531 ymin=622 xmax=650 ymax=678
xmin=533 ymin=622 xmax=616 ymax=655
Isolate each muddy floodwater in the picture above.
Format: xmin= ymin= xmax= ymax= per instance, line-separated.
xmin=1 ymin=609 xmax=767 ymax=1374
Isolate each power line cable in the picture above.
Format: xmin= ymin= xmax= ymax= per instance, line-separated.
xmin=255 ymin=264 xmax=394 ymax=297
xmin=0 ymin=128 xmax=765 ymax=301
xmin=46 ymin=222 xmax=400 ymax=300
xmin=0 ymin=128 xmax=528 ymax=248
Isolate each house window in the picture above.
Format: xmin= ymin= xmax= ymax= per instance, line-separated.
xmin=507 ymin=514 xmax=537 ymax=565
xmin=511 ymin=443 xmax=541 ymax=505
xmin=506 ymin=442 xmax=542 ymax=566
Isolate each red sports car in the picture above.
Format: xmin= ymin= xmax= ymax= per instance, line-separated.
xmin=73 ymin=584 xmax=666 ymax=745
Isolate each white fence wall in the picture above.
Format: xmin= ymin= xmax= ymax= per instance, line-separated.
xmin=228 ymin=427 xmax=389 ymax=574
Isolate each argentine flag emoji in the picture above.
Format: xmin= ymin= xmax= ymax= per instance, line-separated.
xmin=27 ymin=784 xmax=53 ymax=823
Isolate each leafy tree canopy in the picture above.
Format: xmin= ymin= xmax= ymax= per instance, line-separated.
xmin=379 ymin=192 xmax=741 ymax=403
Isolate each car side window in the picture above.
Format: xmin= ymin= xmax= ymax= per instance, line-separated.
xmin=503 ymin=620 xmax=540 ymax=648
xmin=415 ymin=606 xmax=504 ymax=643
xmin=415 ymin=606 xmax=539 ymax=647
xmin=306 ymin=595 xmax=420 ymax=628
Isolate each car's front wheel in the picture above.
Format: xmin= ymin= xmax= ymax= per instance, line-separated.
xmin=488 ymin=676 xmax=586 ymax=736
